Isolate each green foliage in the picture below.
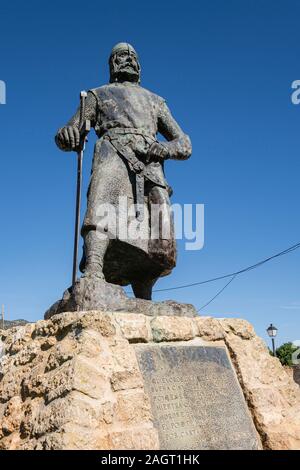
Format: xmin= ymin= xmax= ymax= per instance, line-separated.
xmin=275 ymin=342 xmax=298 ymax=366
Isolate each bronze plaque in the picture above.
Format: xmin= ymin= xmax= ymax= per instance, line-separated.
xmin=135 ymin=344 xmax=260 ymax=450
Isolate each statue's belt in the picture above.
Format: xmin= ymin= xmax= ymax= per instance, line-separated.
xmin=102 ymin=127 xmax=155 ymax=144
xmin=103 ymin=128 xmax=166 ymax=221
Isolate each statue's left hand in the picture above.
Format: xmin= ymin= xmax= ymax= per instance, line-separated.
xmin=147 ymin=142 xmax=169 ymax=162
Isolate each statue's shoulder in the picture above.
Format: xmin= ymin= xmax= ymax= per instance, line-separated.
xmin=88 ymin=85 xmax=110 ymax=99
xmin=139 ymin=85 xmax=166 ymax=105
xmin=88 ymin=84 xmax=166 ymax=108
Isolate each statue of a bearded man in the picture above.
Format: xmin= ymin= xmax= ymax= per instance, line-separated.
xmin=55 ymin=43 xmax=192 ymax=301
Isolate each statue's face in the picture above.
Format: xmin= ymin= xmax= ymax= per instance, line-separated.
xmin=110 ymin=49 xmax=140 ymax=83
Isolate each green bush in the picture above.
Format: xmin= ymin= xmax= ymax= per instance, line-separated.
xmin=274 ymin=342 xmax=298 ymax=366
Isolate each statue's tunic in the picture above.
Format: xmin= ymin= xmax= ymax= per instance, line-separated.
xmin=62 ymin=81 xmax=191 ymax=285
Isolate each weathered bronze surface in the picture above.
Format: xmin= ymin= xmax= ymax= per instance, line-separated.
xmin=135 ymin=343 xmax=261 ymax=450
xmin=55 ymin=42 xmax=192 ymax=301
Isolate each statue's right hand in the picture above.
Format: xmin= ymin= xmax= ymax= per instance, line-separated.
xmin=55 ymin=126 xmax=80 ymax=151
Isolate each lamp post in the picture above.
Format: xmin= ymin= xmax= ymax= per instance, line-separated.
xmin=267 ymin=323 xmax=278 ymax=357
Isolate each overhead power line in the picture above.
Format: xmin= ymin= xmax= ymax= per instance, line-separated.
xmin=153 ymin=241 xmax=300 ymax=293
xmin=197 ymin=275 xmax=237 ymax=312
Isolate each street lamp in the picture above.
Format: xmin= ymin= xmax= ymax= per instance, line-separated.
xmin=267 ymin=323 xmax=278 ymax=357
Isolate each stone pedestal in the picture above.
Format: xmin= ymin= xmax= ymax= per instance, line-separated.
xmin=0 ymin=311 xmax=300 ymax=450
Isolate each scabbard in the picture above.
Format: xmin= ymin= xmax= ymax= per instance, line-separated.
xmin=135 ymin=173 xmax=144 ymax=222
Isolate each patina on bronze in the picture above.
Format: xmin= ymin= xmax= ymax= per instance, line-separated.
xmin=55 ymin=43 xmax=192 ymax=301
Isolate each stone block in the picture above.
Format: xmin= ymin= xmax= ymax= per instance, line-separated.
xmin=151 ymin=316 xmax=197 ymax=342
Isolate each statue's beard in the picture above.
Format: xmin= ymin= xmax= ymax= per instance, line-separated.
xmin=112 ymin=63 xmax=140 ymax=83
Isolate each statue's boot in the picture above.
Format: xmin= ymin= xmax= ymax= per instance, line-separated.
xmin=81 ymin=230 xmax=109 ymax=280
xmin=131 ymin=277 xmax=158 ymax=300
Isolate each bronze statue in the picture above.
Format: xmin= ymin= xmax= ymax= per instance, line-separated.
xmin=55 ymin=43 xmax=192 ymax=302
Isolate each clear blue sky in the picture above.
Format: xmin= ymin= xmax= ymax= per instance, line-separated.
xmin=0 ymin=0 xmax=299 ymax=347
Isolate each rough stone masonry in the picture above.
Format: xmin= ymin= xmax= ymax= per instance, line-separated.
xmin=0 ymin=311 xmax=300 ymax=450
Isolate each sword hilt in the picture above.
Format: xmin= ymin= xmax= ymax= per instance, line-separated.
xmin=79 ymin=90 xmax=87 ymax=127
xmin=79 ymin=90 xmax=91 ymax=151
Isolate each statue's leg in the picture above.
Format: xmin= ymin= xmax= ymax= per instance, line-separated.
xmin=81 ymin=230 xmax=109 ymax=280
xmin=131 ymin=277 xmax=158 ymax=300
xmin=79 ymin=140 xmax=122 ymax=281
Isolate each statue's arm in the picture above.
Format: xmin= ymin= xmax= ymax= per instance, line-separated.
xmin=55 ymin=91 xmax=97 ymax=152
xmin=151 ymin=100 xmax=192 ymax=161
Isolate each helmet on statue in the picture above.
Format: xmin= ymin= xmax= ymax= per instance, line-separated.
xmin=109 ymin=42 xmax=141 ymax=84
